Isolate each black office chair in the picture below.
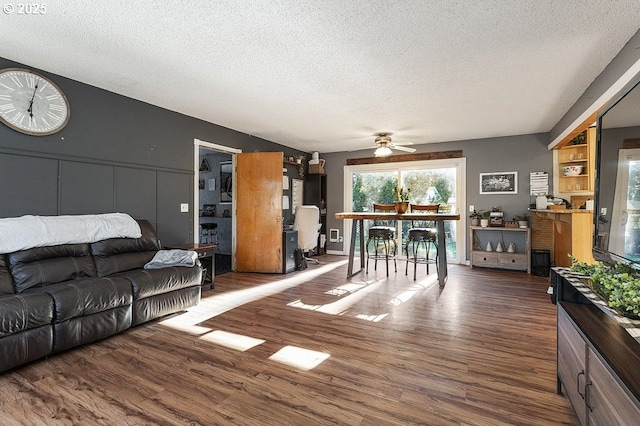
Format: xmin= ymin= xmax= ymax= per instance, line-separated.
xmin=366 ymin=203 xmax=397 ymax=276
xmin=404 ymin=204 xmax=439 ymax=280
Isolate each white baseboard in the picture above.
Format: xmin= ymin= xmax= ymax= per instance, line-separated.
xmin=325 ymin=249 xmax=346 ymax=256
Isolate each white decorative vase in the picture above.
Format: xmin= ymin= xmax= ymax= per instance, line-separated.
xmin=495 ymin=242 xmax=504 ymax=252
xmin=485 ymin=242 xmax=493 ymax=252
xmin=480 ymin=219 xmax=489 ymax=228
xmin=507 ymin=242 xmax=516 ymax=253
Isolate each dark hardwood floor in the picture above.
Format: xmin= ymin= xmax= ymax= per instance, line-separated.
xmin=0 ymin=256 xmax=579 ymax=425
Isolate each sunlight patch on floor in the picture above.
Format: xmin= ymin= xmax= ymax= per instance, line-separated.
xmin=316 ymin=278 xmax=385 ymax=315
xmin=156 ymin=318 xmax=211 ymax=335
xmin=199 ymin=330 xmax=265 ymax=351
xmin=325 ymin=283 xmax=367 ymax=296
xmin=268 ymin=345 xmax=331 ymax=371
xmin=158 ymin=258 xmax=349 ymax=330
xmin=286 ymin=278 xmax=387 ymax=316
xmin=388 ymin=274 xmax=438 ymax=306
xmin=354 ymin=313 xmax=389 ymax=322
xmin=287 ymin=299 xmax=323 ymax=311
xmin=286 ymin=271 xmax=439 ymax=319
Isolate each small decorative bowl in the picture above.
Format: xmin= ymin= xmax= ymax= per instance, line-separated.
xmin=562 ymin=165 xmax=583 ymax=176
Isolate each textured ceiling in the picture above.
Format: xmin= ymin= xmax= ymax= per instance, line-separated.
xmin=1 ymin=1 xmax=640 ymax=153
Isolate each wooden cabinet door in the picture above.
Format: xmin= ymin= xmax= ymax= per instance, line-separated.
xmin=557 ymin=306 xmax=588 ymax=425
xmin=235 ymin=152 xmax=284 ymax=273
xmin=587 ymin=347 xmax=640 ymax=426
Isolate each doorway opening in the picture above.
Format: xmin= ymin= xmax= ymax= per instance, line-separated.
xmin=194 ymin=138 xmax=242 ymax=275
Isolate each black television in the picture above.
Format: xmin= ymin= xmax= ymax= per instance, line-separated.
xmin=594 ymin=74 xmax=640 ymax=268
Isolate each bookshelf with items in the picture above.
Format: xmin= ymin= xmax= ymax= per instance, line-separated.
xmin=554 ymin=127 xmax=596 ymax=195
xmin=304 ymin=172 xmax=327 ymax=254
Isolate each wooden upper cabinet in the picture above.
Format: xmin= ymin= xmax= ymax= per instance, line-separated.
xmin=554 ymin=127 xmax=596 ymax=196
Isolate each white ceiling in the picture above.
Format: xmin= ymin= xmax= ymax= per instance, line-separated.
xmin=2 ymin=1 xmax=640 ymax=153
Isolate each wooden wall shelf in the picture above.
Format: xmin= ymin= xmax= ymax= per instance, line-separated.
xmin=555 ymin=127 xmax=596 ymax=194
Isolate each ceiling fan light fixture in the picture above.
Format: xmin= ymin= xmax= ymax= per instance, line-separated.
xmin=374 ymin=145 xmax=392 ymax=157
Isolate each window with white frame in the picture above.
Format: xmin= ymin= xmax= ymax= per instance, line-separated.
xmin=343 ymin=158 xmax=466 ymax=264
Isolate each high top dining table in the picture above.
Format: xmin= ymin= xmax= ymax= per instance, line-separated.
xmin=335 ymin=211 xmax=460 ymax=286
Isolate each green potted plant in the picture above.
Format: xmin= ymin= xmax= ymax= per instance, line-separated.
xmin=514 ymin=213 xmax=529 ymax=228
xmin=395 ymin=187 xmax=410 ymax=214
xmin=570 ymin=132 xmax=586 ymax=145
xmin=469 ymin=209 xmax=482 ymax=226
xmin=569 ymin=256 xmax=640 ymax=319
xmin=480 ymin=210 xmax=490 ymax=228
xmin=293 ymin=154 xmax=306 ymax=178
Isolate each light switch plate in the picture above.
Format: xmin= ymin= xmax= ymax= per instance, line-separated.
xmin=180 ymin=203 xmax=189 ymax=213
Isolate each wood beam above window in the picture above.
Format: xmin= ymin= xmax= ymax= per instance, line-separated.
xmin=623 ymin=138 xmax=640 ymax=149
xmin=346 ymin=150 xmax=463 ymax=166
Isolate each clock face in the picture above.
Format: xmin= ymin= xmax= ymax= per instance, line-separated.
xmin=0 ymin=68 xmax=70 ymax=136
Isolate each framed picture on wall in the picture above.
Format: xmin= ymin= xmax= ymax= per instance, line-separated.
xmin=220 ymin=161 xmax=232 ymax=202
xmin=480 ymin=171 xmax=518 ymax=194
xmin=202 ymin=204 xmax=216 ymax=217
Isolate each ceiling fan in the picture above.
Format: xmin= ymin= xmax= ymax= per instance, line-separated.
xmin=371 ymin=133 xmax=416 ymax=157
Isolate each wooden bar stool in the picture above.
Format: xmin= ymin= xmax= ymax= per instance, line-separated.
xmin=200 ymin=223 xmax=218 ymax=244
xmin=366 ymin=203 xmax=397 ymax=276
xmin=404 ymin=204 xmax=439 ymax=280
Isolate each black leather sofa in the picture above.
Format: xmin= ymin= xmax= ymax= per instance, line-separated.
xmin=0 ymin=219 xmax=202 ymax=373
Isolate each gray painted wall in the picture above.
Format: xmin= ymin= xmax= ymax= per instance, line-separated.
xmin=0 ymin=57 xmax=306 ymax=244
xmin=550 ymin=29 xmax=640 ymax=143
xmin=321 ymin=133 xmax=552 ymax=258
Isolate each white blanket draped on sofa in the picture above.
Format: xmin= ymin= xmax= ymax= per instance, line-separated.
xmin=0 ymin=213 xmax=142 ymax=254
xmin=144 ymin=249 xmax=198 ymax=269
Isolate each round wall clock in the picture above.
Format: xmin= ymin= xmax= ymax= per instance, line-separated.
xmin=0 ymin=68 xmax=70 ymax=136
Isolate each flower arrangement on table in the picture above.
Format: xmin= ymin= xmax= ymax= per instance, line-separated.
xmin=394 ymin=187 xmax=411 ymax=213
xmin=395 ymin=187 xmax=411 ymax=202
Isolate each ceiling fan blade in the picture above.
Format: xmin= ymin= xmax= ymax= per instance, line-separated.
xmin=352 ymin=131 xmax=421 ymax=155
xmin=393 ymin=145 xmax=416 ymax=153
xmin=347 ymin=145 xmax=378 ymax=152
